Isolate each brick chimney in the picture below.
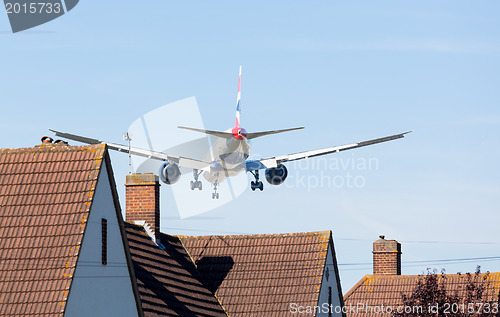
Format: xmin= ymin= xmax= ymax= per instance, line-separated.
xmin=373 ymin=235 xmax=401 ymax=275
xmin=125 ymin=173 xmax=160 ymax=238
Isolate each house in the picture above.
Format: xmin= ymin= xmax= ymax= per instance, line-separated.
xmin=0 ymin=142 xmax=139 ymax=316
xmin=125 ymin=173 xmax=345 ymax=317
xmin=179 ymin=231 xmax=342 ymax=316
xmin=343 ymin=236 xmax=500 ymax=317
xmin=0 ymin=141 xmax=345 ymax=316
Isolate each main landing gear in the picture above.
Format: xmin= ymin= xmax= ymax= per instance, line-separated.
xmin=250 ymin=170 xmax=264 ymax=191
xmin=190 ymin=169 xmax=202 ymax=190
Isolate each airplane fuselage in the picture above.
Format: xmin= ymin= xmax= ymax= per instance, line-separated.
xmin=203 ymin=130 xmax=251 ymax=184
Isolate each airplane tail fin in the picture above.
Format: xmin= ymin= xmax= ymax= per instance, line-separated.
xmin=177 ymin=66 xmax=304 ymax=140
xmin=235 ymin=65 xmax=242 ymax=129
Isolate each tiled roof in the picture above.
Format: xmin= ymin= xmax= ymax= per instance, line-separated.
xmin=0 ymin=143 xmax=106 ymax=316
xmin=179 ymin=231 xmax=331 ymax=316
xmin=125 ymin=223 xmax=228 ymax=317
xmin=344 ymin=273 xmax=500 ymax=317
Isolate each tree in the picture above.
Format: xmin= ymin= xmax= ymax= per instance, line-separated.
xmin=393 ymin=267 xmax=499 ymax=317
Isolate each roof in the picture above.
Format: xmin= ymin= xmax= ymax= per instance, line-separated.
xmin=344 ymin=273 xmax=500 ymax=317
xmin=0 ymin=143 xmax=106 ymax=316
xmin=179 ymin=231 xmax=332 ymax=316
xmin=125 ymin=223 xmax=228 ymax=317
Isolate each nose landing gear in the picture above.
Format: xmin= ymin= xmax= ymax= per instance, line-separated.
xmin=212 ymin=173 xmax=220 ymax=199
xmin=212 ymin=181 xmax=220 ymax=199
xmin=250 ymin=170 xmax=264 ymax=191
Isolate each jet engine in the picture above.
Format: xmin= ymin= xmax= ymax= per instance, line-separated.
xmin=265 ymin=164 xmax=288 ymax=185
xmin=158 ymin=162 xmax=181 ymax=185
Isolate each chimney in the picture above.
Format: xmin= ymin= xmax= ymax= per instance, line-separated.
xmin=372 ymin=235 xmax=401 ymax=275
xmin=125 ymin=173 xmax=160 ymax=239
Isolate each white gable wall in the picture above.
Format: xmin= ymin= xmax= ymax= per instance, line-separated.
xmin=316 ymin=241 xmax=343 ymax=317
xmin=64 ymin=164 xmax=138 ymax=317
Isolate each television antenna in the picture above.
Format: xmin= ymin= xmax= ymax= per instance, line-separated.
xmin=123 ymin=132 xmax=133 ymax=174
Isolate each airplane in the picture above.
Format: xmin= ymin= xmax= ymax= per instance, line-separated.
xmin=51 ymin=66 xmax=411 ymax=199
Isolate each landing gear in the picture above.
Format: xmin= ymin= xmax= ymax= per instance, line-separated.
xmin=251 ymin=181 xmax=263 ymax=191
xmin=210 ymin=172 xmax=220 ymax=199
xmin=212 ymin=181 xmax=219 ymax=199
xmin=190 ymin=169 xmax=202 ymax=190
xmin=250 ymin=170 xmax=264 ymax=191
xmin=190 ymin=181 xmax=202 ymax=190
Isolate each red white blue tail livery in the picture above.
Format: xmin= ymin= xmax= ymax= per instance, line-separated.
xmin=235 ymin=65 xmax=242 ymax=129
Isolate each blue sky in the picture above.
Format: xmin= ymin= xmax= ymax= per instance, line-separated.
xmin=1 ymin=1 xmax=499 ymax=291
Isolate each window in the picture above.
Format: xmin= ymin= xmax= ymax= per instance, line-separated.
xmin=101 ymin=218 xmax=107 ymax=265
xmin=328 ymin=286 xmax=332 ymax=317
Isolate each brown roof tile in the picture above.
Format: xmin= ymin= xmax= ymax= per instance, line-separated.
xmin=125 ymin=223 xmax=228 ymax=317
xmin=344 ymin=273 xmax=500 ymax=317
xmin=179 ymin=231 xmax=331 ymax=317
xmin=0 ymin=143 xmax=106 ymax=316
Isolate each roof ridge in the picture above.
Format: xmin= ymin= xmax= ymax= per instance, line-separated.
xmin=0 ymin=143 xmax=105 ymax=154
xmin=176 ymin=230 xmax=332 ymax=240
xmin=362 ymin=272 xmax=500 ymax=279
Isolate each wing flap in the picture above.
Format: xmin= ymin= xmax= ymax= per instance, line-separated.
xmin=179 ymin=157 xmax=211 ymax=171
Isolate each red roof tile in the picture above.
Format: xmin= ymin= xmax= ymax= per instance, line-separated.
xmin=0 ymin=143 xmax=106 ymax=316
xmin=179 ymin=231 xmax=332 ymax=316
xmin=344 ymin=273 xmax=500 ymax=317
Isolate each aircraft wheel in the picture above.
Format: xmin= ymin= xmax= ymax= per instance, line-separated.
xmin=212 ymin=193 xmax=215 ymax=199
xmin=258 ymin=181 xmax=264 ymax=191
xmin=216 ymin=193 xmax=219 ymax=199
xmin=250 ymin=181 xmax=256 ymax=191
xmin=197 ymin=181 xmax=202 ymax=190
xmin=190 ymin=181 xmax=195 ymax=190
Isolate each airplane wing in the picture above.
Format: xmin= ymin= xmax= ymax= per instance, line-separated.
xmin=49 ymin=130 xmax=212 ymax=172
xmin=245 ymin=131 xmax=412 ymax=171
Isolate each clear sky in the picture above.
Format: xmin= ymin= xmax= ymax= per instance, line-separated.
xmin=1 ymin=1 xmax=499 ymax=292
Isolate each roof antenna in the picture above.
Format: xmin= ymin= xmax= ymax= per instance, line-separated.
xmin=123 ymin=132 xmax=133 ymax=174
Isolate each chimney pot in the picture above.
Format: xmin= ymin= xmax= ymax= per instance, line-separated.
xmin=41 ymin=136 xmax=53 ymax=144
xmin=373 ymin=236 xmax=401 ymax=276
